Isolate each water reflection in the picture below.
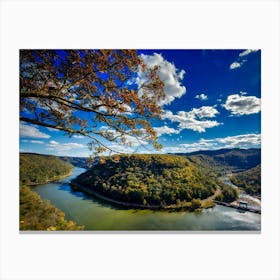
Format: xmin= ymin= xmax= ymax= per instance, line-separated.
xmin=33 ymin=168 xmax=261 ymax=231
xmin=57 ymin=180 xmax=129 ymax=211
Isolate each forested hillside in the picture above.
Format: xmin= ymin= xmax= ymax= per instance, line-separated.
xmin=179 ymin=148 xmax=260 ymax=175
xmin=58 ymin=156 xmax=90 ymax=169
xmin=20 ymin=187 xmax=84 ymax=230
xmin=20 ymin=153 xmax=83 ymax=230
xmin=72 ymin=154 xmax=224 ymax=208
xmin=230 ymin=164 xmax=261 ymax=195
xmin=20 ymin=153 xmax=73 ymax=185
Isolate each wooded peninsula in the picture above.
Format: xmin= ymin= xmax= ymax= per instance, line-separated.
xmin=71 ymin=154 xmax=238 ymax=209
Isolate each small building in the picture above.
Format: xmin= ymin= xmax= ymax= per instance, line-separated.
xmin=238 ymin=201 xmax=248 ymax=209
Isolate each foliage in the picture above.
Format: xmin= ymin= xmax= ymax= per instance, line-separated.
xmin=190 ymin=198 xmax=202 ymax=209
xmin=187 ymin=154 xmax=232 ymax=177
xmin=181 ymin=148 xmax=261 ymax=175
xmin=184 ymin=149 xmax=260 ymax=202
xmin=230 ymin=164 xmax=261 ymax=195
xmin=58 ymin=156 xmax=90 ymax=169
xmin=20 ymin=153 xmax=84 ymax=230
xmin=20 ymin=50 xmax=166 ymax=154
xmin=73 ymin=154 xmax=218 ymax=207
xmin=212 ymin=149 xmax=260 ymax=171
xmin=20 ymin=186 xmax=84 ymax=230
xmin=201 ymin=200 xmax=215 ymax=209
xmin=20 ymin=153 xmax=73 ymax=185
xmin=215 ymin=182 xmax=239 ymax=203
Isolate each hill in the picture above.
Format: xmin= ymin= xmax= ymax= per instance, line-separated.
xmin=177 ymin=148 xmax=261 ymax=176
xmin=71 ymin=154 xmax=234 ymax=209
xmin=20 ymin=153 xmax=83 ymax=230
xmin=230 ymin=164 xmax=261 ymax=195
xmin=58 ymin=156 xmax=90 ymax=169
xmin=20 ymin=153 xmax=74 ymax=185
xmin=20 ymin=186 xmax=84 ymax=230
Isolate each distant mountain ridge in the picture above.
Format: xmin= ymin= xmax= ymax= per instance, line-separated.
xmin=58 ymin=156 xmax=90 ymax=169
xmin=21 ymin=148 xmax=261 ymax=173
xmin=21 ymin=152 xmax=90 ymax=169
xmin=175 ymin=148 xmax=261 ymax=174
xmin=180 ymin=148 xmax=259 ymax=156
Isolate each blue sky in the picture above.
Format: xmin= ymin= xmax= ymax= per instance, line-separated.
xmin=20 ymin=49 xmax=261 ymax=157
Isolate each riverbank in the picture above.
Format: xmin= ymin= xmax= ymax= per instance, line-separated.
xmin=70 ymin=181 xmax=216 ymax=211
xmin=27 ymin=169 xmax=74 ymax=186
xmin=218 ymin=173 xmax=261 ymax=214
xmin=20 ymin=185 xmax=84 ymax=230
xmin=214 ymin=200 xmax=261 ymax=214
xmin=20 ymin=168 xmax=84 ymax=231
xmin=31 ymin=167 xmax=261 ymax=231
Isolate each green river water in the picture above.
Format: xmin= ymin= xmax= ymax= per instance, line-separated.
xmin=33 ymin=168 xmax=261 ymax=231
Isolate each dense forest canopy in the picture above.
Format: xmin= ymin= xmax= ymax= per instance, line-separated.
xmin=20 ymin=153 xmax=83 ymax=230
xmin=230 ymin=164 xmax=261 ymax=195
xmin=73 ymin=154 xmax=221 ymax=207
xmin=20 ymin=153 xmax=73 ymax=185
xmin=181 ymin=148 xmax=261 ymax=176
xmin=20 ymin=186 xmax=84 ymax=230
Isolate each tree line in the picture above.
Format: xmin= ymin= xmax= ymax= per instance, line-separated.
xmin=20 ymin=153 xmax=83 ymax=230
xmin=230 ymin=164 xmax=261 ymax=195
xmin=73 ymin=154 xmax=220 ymax=207
xmin=20 ymin=153 xmax=73 ymax=185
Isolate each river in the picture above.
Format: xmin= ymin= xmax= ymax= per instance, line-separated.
xmin=32 ymin=168 xmax=261 ymax=231
xmin=219 ymin=174 xmax=261 ymax=211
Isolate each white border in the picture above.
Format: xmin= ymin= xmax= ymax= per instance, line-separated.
xmin=1 ymin=1 xmax=280 ymax=280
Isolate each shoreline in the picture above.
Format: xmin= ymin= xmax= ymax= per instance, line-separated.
xmin=25 ymin=169 xmax=74 ymax=187
xmin=218 ymin=173 xmax=261 ymax=214
xmin=70 ymin=181 xmax=214 ymax=211
xmin=70 ymin=181 xmax=162 ymax=209
xmin=20 ymin=168 xmax=84 ymax=230
xmin=214 ymin=200 xmax=261 ymax=214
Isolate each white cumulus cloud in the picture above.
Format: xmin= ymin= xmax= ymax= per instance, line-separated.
xmin=222 ymin=93 xmax=261 ymax=116
xmin=229 ymin=49 xmax=259 ymax=70
xmin=103 ymin=143 xmax=135 ymax=155
xmin=99 ymin=126 xmax=148 ymax=147
xmin=216 ymin=133 xmax=261 ymax=147
xmin=22 ymin=140 xmax=44 ymax=144
xmin=239 ymin=49 xmax=259 ymax=57
xmin=153 ymin=125 xmax=181 ymax=137
xmin=20 ymin=123 xmax=50 ymax=139
xmin=137 ymin=53 xmax=186 ymax=106
xmin=195 ymin=93 xmax=208 ymax=100
xmin=163 ymin=106 xmax=221 ymax=133
xmin=229 ymin=62 xmax=242 ymax=70
xmin=46 ymin=140 xmax=85 ymax=153
xmin=177 ymin=133 xmax=261 ymax=153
